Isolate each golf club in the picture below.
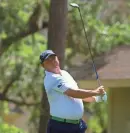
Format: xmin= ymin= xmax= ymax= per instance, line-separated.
xmin=70 ymin=3 xmax=101 ymax=86
xmin=70 ymin=3 xmax=107 ymax=102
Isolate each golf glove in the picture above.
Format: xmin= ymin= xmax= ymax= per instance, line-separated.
xmin=95 ymin=92 xmax=107 ymax=102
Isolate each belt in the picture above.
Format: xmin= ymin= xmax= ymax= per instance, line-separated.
xmin=50 ymin=116 xmax=80 ymax=124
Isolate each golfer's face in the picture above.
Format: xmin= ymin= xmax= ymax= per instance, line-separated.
xmin=44 ymin=55 xmax=60 ymax=69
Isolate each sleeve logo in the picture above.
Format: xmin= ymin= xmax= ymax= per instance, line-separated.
xmin=57 ymin=83 xmax=62 ymax=88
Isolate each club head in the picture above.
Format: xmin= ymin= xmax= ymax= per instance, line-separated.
xmin=70 ymin=3 xmax=79 ymax=8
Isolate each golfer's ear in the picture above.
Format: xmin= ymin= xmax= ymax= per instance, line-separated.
xmin=41 ymin=63 xmax=43 ymax=67
xmin=41 ymin=61 xmax=46 ymax=67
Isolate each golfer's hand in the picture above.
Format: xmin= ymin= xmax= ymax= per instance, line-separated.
xmin=95 ymin=86 xmax=105 ymax=95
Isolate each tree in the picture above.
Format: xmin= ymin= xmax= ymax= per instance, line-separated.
xmin=48 ymin=0 xmax=68 ymax=68
xmin=0 ymin=1 xmax=48 ymax=132
xmin=38 ymin=0 xmax=68 ymax=133
xmin=0 ymin=0 xmax=48 ymax=56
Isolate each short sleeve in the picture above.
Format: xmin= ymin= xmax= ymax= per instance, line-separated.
xmin=44 ymin=75 xmax=71 ymax=93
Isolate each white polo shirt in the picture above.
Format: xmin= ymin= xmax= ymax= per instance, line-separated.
xmin=44 ymin=70 xmax=84 ymax=120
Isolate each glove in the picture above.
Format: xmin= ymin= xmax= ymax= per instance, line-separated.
xmin=95 ymin=92 xmax=107 ymax=102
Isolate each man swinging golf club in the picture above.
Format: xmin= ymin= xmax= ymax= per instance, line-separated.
xmin=40 ymin=50 xmax=106 ymax=133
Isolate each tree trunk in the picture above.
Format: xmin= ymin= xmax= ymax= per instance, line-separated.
xmin=38 ymin=87 xmax=50 ymax=133
xmin=38 ymin=0 xmax=67 ymax=133
xmin=48 ymin=0 xmax=68 ymax=69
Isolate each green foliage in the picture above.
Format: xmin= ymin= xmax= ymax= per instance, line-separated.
xmin=0 ymin=123 xmax=26 ymax=133
xmin=85 ymin=102 xmax=108 ymax=133
xmin=0 ymin=33 xmax=46 ymax=132
xmin=0 ymin=102 xmax=9 ymax=115
xmin=0 ymin=33 xmax=46 ymax=101
xmin=0 ymin=102 xmax=9 ymax=123
xmin=0 ymin=0 xmax=36 ymax=38
xmin=91 ymin=21 xmax=130 ymax=53
xmin=0 ymin=0 xmax=48 ymax=132
xmin=67 ymin=0 xmax=130 ymax=62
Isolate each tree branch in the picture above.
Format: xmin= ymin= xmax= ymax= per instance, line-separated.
xmin=0 ymin=21 xmax=48 ymax=56
xmin=2 ymin=64 xmax=23 ymax=96
xmin=0 ymin=94 xmax=40 ymax=106
xmin=0 ymin=64 xmax=40 ymax=107
xmin=5 ymin=97 xmax=40 ymax=106
xmin=2 ymin=77 xmax=17 ymax=96
xmin=0 ymin=3 xmax=48 ymax=56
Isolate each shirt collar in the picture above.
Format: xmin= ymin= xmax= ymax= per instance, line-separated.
xmin=45 ymin=70 xmax=52 ymax=75
xmin=45 ymin=70 xmax=62 ymax=75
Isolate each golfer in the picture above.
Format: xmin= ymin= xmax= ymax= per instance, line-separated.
xmin=40 ymin=50 xmax=105 ymax=133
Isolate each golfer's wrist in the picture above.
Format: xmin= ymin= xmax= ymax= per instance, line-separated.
xmin=93 ymin=96 xmax=97 ymax=102
xmin=92 ymin=96 xmax=101 ymax=102
xmin=93 ymin=90 xmax=101 ymax=96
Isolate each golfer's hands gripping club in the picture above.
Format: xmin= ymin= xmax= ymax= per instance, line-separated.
xmin=95 ymin=85 xmax=105 ymax=95
xmin=95 ymin=86 xmax=107 ymax=102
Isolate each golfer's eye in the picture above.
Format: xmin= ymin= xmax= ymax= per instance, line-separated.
xmin=50 ymin=56 xmax=56 ymax=60
xmin=48 ymin=57 xmax=54 ymax=61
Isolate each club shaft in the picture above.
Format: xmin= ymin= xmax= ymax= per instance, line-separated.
xmin=77 ymin=8 xmax=101 ymax=86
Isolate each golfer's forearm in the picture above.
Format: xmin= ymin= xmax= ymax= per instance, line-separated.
xmin=73 ymin=89 xmax=98 ymax=98
xmin=64 ymin=88 xmax=99 ymax=99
